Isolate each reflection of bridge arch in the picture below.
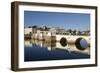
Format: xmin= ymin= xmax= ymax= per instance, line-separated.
xmin=25 ymin=39 xmax=90 ymax=55
xmin=55 ymin=42 xmax=90 ymax=55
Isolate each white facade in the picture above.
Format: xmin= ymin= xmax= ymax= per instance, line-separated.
xmin=24 ymin=28 xmax=32 ymax=35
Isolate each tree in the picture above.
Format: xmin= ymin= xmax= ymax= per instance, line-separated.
xmin=73 ymin=30 xmax=77 ymax=35
xmin=32 ymin=25 xmax=38 ymax=28
xmin=67 ymin=29 xmax=72 ymax=34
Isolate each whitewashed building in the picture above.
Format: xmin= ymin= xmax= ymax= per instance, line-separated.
xmin=24 ymin=28 xmax=32 ymax=35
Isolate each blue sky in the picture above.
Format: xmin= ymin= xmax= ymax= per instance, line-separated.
xmin=24 ymin=11 xmax=90 ymax=31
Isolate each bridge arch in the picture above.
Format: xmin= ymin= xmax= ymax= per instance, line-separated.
xmin=60 ymin=37 xmax=67 ymax=47
xmin=75 ymin=38 xmax=88 ymax=50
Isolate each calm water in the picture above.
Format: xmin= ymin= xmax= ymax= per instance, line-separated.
xmin=24 ymin=40 xmax=90 ymax=62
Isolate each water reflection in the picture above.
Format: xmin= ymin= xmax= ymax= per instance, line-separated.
xmin=24 ymin=39 xmax=90 ymax=62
